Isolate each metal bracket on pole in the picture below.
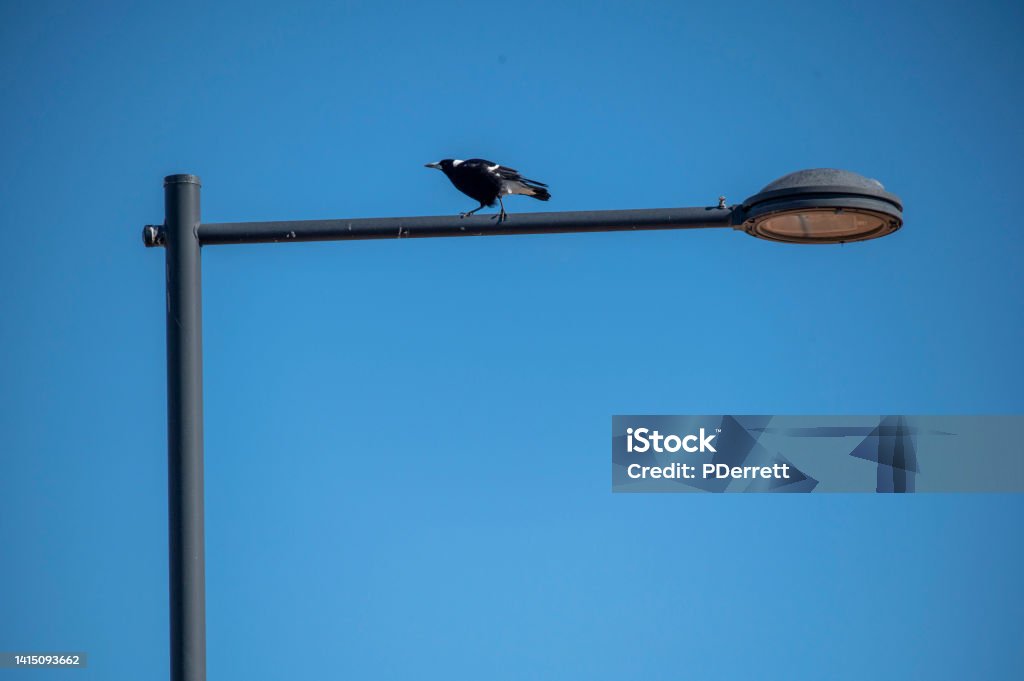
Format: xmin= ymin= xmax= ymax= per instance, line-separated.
xmin=143 ymin=224 xmax=165 ymax=247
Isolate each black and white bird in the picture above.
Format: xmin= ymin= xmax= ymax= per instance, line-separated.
xmin=424 ymin=158 xmax=550 ymax=222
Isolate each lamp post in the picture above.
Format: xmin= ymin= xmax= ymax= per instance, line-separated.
xmin=144 ymin=168 xmax=902 ymax=681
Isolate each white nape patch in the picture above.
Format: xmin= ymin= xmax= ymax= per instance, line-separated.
xmin=452 ymin=159 xmax=464 ymax=166
xmin=489 ymin=164 xmax=500 ymax=172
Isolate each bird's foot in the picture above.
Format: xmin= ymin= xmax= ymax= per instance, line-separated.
xmin=491 ymin=210 xmax=508 ymax=224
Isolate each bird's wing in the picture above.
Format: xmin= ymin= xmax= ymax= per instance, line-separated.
xmin=495 ymin=164 xmax=548 ymax=188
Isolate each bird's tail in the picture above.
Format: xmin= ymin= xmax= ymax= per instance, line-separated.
xmin=508 ymin=178 xmax=551 ymax=201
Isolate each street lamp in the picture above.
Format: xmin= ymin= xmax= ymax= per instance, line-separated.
xmin=739 ymin=168 xmax=903 ymax=244
xmin=143 ymin=167 xmax=902 ymax=681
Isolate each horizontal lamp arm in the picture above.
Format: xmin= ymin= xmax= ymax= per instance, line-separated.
xmin=144 ymin=206 xmax=738 ymax=247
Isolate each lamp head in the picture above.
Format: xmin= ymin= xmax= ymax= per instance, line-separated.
xmin=740 ymin=169 xmax=902 ymax=244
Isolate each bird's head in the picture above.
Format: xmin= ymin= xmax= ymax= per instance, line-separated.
xmin=424 ymin=159 xmax=458 ymax=173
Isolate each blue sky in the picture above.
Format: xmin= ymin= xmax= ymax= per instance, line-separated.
xmin=1 ymin=0 xmax=1022 ymax=678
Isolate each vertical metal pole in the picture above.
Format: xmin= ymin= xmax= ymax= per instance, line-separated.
xmin=164 ymin=174 xmax=205 ymax=681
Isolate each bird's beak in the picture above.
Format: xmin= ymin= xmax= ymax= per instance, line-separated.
xmin=424 ymin=162 xmax=441 ymax=169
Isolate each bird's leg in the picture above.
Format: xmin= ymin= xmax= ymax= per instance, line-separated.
xmin=491 ymin=196 xmax=508 ymax=223
xmin=460 ymin=203 xmax=486 ymax=218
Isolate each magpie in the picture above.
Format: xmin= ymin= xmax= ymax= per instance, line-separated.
xmin=424 ymin=158 xmax=550 ymax=222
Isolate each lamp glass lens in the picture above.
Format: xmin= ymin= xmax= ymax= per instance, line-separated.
xmin=758 ymin=209 xmax=886 ymax=240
